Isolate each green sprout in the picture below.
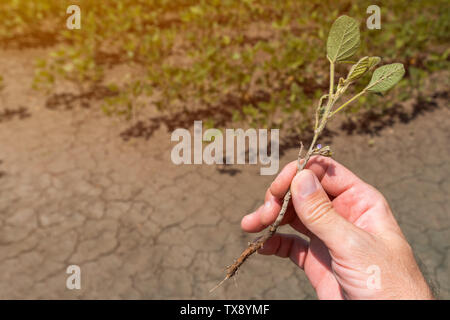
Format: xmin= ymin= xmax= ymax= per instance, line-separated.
xmin=212 ymin=15 xmax=405 ymax=292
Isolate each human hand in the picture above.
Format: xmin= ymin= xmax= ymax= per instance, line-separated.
xmin=241 ymin=156 xmax=434 ymax=300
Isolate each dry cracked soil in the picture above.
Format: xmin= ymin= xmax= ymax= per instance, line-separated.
xmin=0 ymin=48 xmax=448 ymax=299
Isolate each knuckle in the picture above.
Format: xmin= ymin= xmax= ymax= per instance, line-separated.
xmin=270 ymin=181 xmax=282 ymax=197
xmin=342 ymin=230 xmax=370 ymax=253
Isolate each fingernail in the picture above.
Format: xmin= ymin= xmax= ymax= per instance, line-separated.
xmin=296 ymin=170 xmax=318 ymax=197
xmin=264 ymin=201 xmax=272 ymax=209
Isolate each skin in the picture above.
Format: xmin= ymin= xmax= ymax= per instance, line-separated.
xmin=241 ymin=156 xmax=434 ymax=300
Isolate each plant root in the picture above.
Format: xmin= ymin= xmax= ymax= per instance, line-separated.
xmin=210 ymin=235 xmax=268 ymax=292
xmin=210 ymin=141 xmax=310 ymax=293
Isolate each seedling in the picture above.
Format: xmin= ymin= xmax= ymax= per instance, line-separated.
xmin=211 ymin=15 xmax=405 ymax=292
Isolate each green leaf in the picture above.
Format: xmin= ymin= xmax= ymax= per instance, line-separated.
xmin=367 ymin=56 xmax=381 ymax=70
xmin=367 ymin=63 xmax=405 ymax=92
xmin=327 ymin=15 xmax=360 ymax=63
xmin=346 ymin=56 xmax=369 ymax=81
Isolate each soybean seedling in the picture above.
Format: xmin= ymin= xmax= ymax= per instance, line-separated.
xmin=211 ymin=15 xmax=405 ymax=292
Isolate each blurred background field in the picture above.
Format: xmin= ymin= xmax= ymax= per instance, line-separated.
xmin=0 ymin=1 xmax=448 ymax=299
xmin=1 ymin=0 xmax=448 ymax=140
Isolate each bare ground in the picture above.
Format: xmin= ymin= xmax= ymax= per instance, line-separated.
xmin=0 ymin=48 xmax=448 ymax=299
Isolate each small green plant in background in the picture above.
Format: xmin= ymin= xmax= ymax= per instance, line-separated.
xmin=212 ymin=15 xmax=405 ymax=291
xmin=13 ymin=0 xmax=446 ymax=137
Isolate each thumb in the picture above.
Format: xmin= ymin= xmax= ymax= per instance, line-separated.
xmin=290 ymin=169 xmax=359 ymax=251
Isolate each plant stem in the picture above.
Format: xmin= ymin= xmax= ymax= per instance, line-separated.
xmin=211 ymin=61 xmax=336 ymax=293
xmin=330 ymin=89 xmax=366 ymax=117
xmin=211 ymin=91 xmax=331 ymax=292
xmin=329 ymin=61 xmax=335 ymax=98
xmin=330 ymin=65 xmax=403 ymax=117
xmin=314 ymin=94 xmax=328 ymax=131
xmin=210 ymin=133 xmax=320 ymax=293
